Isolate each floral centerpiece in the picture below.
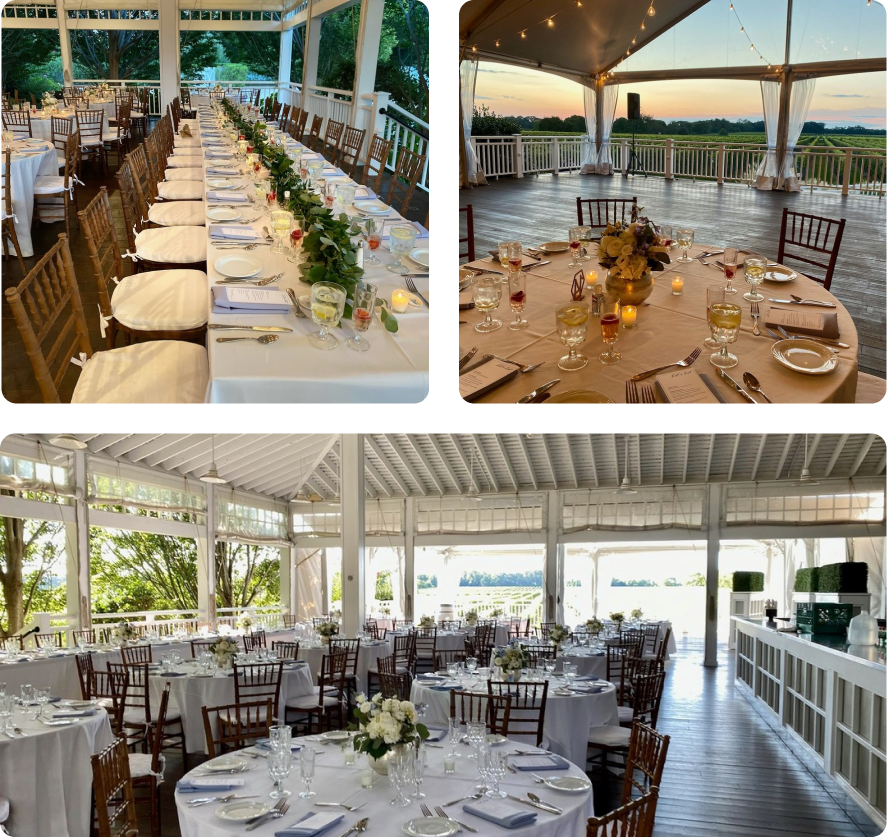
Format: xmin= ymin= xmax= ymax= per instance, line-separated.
xmin=236 ymin=613 xmax=253 ymax=633
xmin=548 ymin=623 xmax=570 ymax=652
xmin=609 ymin=611 xmax=625 ymax=625
xmin=213 ymin=83 xmax=224 ymax=93
xmin=211 ymin=637 xmax=239 ymax=669
xmin=352 ymin=692 xmax=428 ymax=774
xmin=597 ymin=219 xmax=671 ymax=305
xmin=463 ymin=609 xmax=478 ymax=627
xmin=114 ymin=621 xmax=138 ymax=644
xmin=585 ymin=618 xmax=604 ymax=635
xmin=42 ymin=94 xmax=58 ymax=109
xmin=492 ymin=644 xmax=527 ymax=682
xmin=489 ymin=608 xmax=504 ymax=619
xmin=380 ymin=605 xmax=391 ymax=617
xmin=631 ymin=608 xmax=644 ymax=620
xmin=316 ymin=621 xmax=338 ymax=645
xmin=418 ymin=615 xmax=435 ymax=628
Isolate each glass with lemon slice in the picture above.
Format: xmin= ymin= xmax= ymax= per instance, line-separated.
xmin=556 ymin=302 xmax=590 ymax=371
xmin=308 ymin=282 xmax=347 ymax=351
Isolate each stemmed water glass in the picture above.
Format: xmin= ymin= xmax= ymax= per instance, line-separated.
xmin=465 ymin=656 xmax=478 ymax=675
xmin=568 ymin=227 xmax=584 ymax=267
xmin=0 ymin=695 xmax=14 ymax=734
xmin=599 ymin=300 xmax=622 ymax=365
xmin=722 ymin=248 xmax=738 ymax=295
xmin=707 ymin=285 xmax=742 ymax=369
xmin=483 ymin=749 xmax=507 ymax=798
xmin=388 ymin=225 xmax=418 ymax=275
xmin=308 ymin=281 xmax=347 ymax=351
xmin=676 ymin=228 xmax=694 ymax=263
xmin=269 ymin=749 xmax=292 ymax=799
xmin=412 ymin=744 xmax=427 ymax=800
xmin=466 ymin=721 xmax=486 ymax=761
xmin=20 ymin=684 xmax=33 ymax=709
xmin=298 ymin=747 xmax=316 ymax=798
xmin=743 ymin=254 xmax=766 ymax=302
xmin=346 ymin=282 xmax=377 ymax=352
xmin=448 ymin=717 xmax=463 ymax=759
xmin=505 ymin=241 xmax=522 ymax=272
xmin=555 ymin=302 xmax=589 ymax=371
xmin=388 ymin=747 xmax=412 ymax=807
xmin=270 ymin=209 xmax=293 ymax=254
xmin=35 ymin=687 xmax=51 ymax=719
xmin=473 ymin=275 xmax=503 ymax=333
xmin=507 ymin=270 xmax=528 ymax=330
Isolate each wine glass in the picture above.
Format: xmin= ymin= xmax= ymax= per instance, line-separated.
xmin=323 ymin=181 xmax=336 ymax=210
xmin=308 ymin=281 xmax=347 ymax=351
xmin=412 ymin=744 xmax=427 ymax=800
xmin=484 ymin=749 xmax=507 ymax=798
xmin=298 ymin=747 xmax=316 ymax=799
xmin=472 ymin=275 xmax=502 ymax=333
xmin=507 ymin=270 xmax=528 ymax=330
xmin=600 ymin=300 xmax=622 ymax=364
xmin=269 ymin=209 xmax=293 ymax=254
xmin=659 ymin=224 xmax=674 ymax=249
xmin=707 ymin=285 xmax=742 ymax=369
xmin=346 ymin=282 xmax=377 ymax=352
xmin=388 ymin=747 xmax=412 ymax=807
xmin=35 ymin=687 xmax=51 ymax=719
xmin=743 ymin=254 xmax=766 ymax=302
xmin=577 ymin=226 xmax=593 ymax=261
xmin=363 ymin=219 xmax=381 ymax=264
xmin=723 ymin=248 xmax=738 ymax=295
xmin=287 ymin=218 xmax=304 ymax=263
xmin=387 ymin=225 xmax=418 ymax=275
xmin=555 ymin=302 xmax=589 ymax=371
xmin=505 ymin=241 xmax=522 ymax=272
xmin=568 ymin=227 xmax=584 ymax=267
xmin=20 ymin=684 xmax=33 ymax=708
xmin=497 ymin=241 xmax=512 ymax=270
xmin=676 ymin=228 xmax=694 ymax=263
xmin=466 ymin=721 xmax=486 ymax=760
xmin=448 ymin=717 xmax=463 ymax=759
xmin=0 ymin=695 xmax=14 ymax=734
xmin=465 ymin=656 xmax=478 ymax=675
xmin=474 ymin=740 xmax=491 ymax=792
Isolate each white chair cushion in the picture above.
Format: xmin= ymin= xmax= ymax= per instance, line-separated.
xmin=587 ymin=725 xmax=631 ymax=749
xmin=72 ymin=341 xmax=208 ymax=404
xmin=112 ymin=269 xmax=208 ymax=331
xmin=128 ymin=753 xmax=155 ymax=778
xmin=0 ymin=208 xmax=7 ymax=221
xmin=157 ymin=181 xmax=203 ymax=201
xmin=167 ymin=153 xmax=203 ymax=166
xmin=164 ymin=167 xmax=203 ymax=182
xmin=57 ymin=153 xmax=66 ymax=168
xmin=80 ymin=138 xmax=104 ymax=147
xmin=147 ymin=201 xmax=205 ymax=227
xmin=285 ymin=686 xmax=338 ymax=710
xmin=132 ymin=110 xmax=145 ymax=118
xmin=33 ymin=176 xmax=67 ymax=195
xmin=135 ymin=226 xmax=206 ymax=263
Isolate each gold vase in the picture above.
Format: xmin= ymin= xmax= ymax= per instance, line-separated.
xmin=605 ymin=267 xmax=654 ymax=306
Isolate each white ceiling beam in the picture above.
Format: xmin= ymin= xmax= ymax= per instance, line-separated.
xmin=115 ymin=434 xmax=192 ymax=462
xmin=366 ymin=436 xmax=412 ymax=497
xmin=541 ymin=435 xmax=558 ymax=490
xmin=849 ymin=435 xmax=876 ymax=477
xmin=305 ymin=478 xmax=329 ymax=501
xmin=385 ymin=437 xmax=429 ymax=497
xmin=311 ymin=467 xmax=338 ymax=498
xmin=248 ymin=436 xmax=337 ymax=499
xmin=171 ymin=434 xmax=274 ymax=475
xmin=449 ymin=435 xmax=479 ymax=494
xmin=751 ymin=435 xmax=767 ymax=481
xmin=809 ymin=434 xmax=823 ymax=460
xmin=474 ymin=437 xmax=500 ymax=494
xmin=405 ymin=435 xmax=445 ymax=495
xmin=103 ymin=434 xmax=166 ymax=459
xmin=877 ymin=452 xmax=887 ymax=474
xmin=214 ymin=439 xmax=308 ymax=482
xmin=682 ymin=435 xmax=689 ymax=484
xmin=564 ymin=436 xmax=578 ymax=489
xmin=774 ymin=434 xmax=795 ymax=480
xmin=825 ymin=434 xmax=849 ymax=477
xmin=494 ymin=435 xmax=518 ymax=492
xmin=587 ymin=435 xmax=599 ymax=487
xmin=517 ymin=435 xmax=537 ymax=490
xmin=428 ymin=435 xmax=461 ymax=492
xmin=727 ymin=435 xmax=741 ymax=482
xmin=364 ymin=460 xmax=393 ymax=498
xmin=88 ymin=434 xmax=135 ymax=452
xmin=704 ymin=435 xmax=714 ymax=482
xmin=144 ymin=435 xmax=210 ymax=469
xmin=659 ymin=435 xmax=665 ymax=485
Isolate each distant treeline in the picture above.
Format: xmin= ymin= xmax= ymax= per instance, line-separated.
xmin=417 ymin=571 xmax=544 ymax=588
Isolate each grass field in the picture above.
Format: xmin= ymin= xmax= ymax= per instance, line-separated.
xmin=518 ymin=131 xmax=886 ymax=149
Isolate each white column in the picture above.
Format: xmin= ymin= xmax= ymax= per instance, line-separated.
xmin=403 ymin=497 xmax=416 ymax=622
xmin=196 ymin=483 xmax=217 ymax=625
xmin=350 ymin=0 xmax=385 ymax=128
xmin=704 ymin=485 xmax=721 ymax=667
xmin=55 ymin=0 xmax=73 ymax=85
xmin=279 ymin=545 xmax=295 ymax=615
xmin=340 ymin=435 xmax=366 ymax=637
xmin=301 ymin=0 xmax=323 ymax=90
xmin=64 ymin=450 xmax=91 ymax=640
xmin=544 ymin=490 xmax=562 ymax=623
xmin=157 ymin=0 xmax=181 ymax=113
xmin=278 ymin=28 xmax=293 ymax=106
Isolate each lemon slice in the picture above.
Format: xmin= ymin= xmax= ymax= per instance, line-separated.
xmin=560 ymin=306 xmax=588 ymax=327
xmin=312 ymin=302 xmax=338 ymax=321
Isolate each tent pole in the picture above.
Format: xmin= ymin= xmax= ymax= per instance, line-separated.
xmin=594 ymin=76 xmax=604 ymax=161
xmin=774 ymin=0 xmax=795 ymax=189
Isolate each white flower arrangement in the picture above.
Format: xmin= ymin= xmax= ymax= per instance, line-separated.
xmin=211 ymin=637 xmax=240 ymax=669
xmin=464 ymin=609 xmax=478 ymax=627
xmin=492 ymin=644 xmax=526 ymax=673
xmin=548 ymin=624 xmax=570 ymax=648
xmin=236 ymin=613 xmax=253 ymax=632
xmin=489 ymin=608 xmax=504 ymax=619
xmin=609 ymin=611 xmax=625 ymax=624
xmin=114 ymin=621 xmax=137 ymax=642
xmin=316 ymin=621 xmax=338 ymax=641
xmin=418 ymin=615 xmax=435 ymax=628
xmin=631 ymin=608 xmax=644 ymax=620
xmin=352 ymin=692 xmax=428 ymax=760
xmin=585 ymin=618 xmax=604 ymax=634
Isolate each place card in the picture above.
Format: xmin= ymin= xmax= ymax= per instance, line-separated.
xmin=211 ymin=286 xmax=291 ymax=314
xmin=459 ymin=359 xmax=519 ymax=402
xmin=766 ymin=306 xmax=839 ymax=338
xmin=655 ymin=368 xmax=725 ymax=404
xmin=209 ymin=225 xmax=259 ymax=241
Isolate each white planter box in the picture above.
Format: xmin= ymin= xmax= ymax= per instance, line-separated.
xmin=815 ymin=593 xmax=871 ymax=618
xmin=729 ymin=593 xmax=766 ymax=648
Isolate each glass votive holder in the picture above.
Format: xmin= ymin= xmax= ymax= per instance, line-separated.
xmin=621 ymin=305 xmax=637 ymax=328
xmin=671 ymin=276 xmax=684 ymax=296
xmin=444 ymin=754 xmax=456 ymax=774
xmin=343 ymin=739 xmax=356 ymax=765
xmin=360 ymin=767 xmax=374 ymax=788
xmin=392 ymin=290 xmax=410 ymax=313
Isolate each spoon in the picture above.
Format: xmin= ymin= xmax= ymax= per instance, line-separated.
xmin=742 ymin=372 xmax=773 ymax=403
xmin=261 ymin=225 xmax=276 ymax=243
xmin=528 ymin=792 xmax=563 ymax=813
xmin=216 ymin=334 xmax=281 ymax=344
xmin=285 ymin=287 xmax=308 ymax=318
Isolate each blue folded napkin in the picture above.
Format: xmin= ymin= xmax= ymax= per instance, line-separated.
xmin=206 ymin=167 xmax=240 ymax=176
xmin=207 ymin=191 xmax=248 ymax=202
xmin=53 ymin=708 xmax=97 ymax=718
xmin=463 ymin=799 xmax=537 ymax=829
xmin=575 ymin=675 xmax=598 ymax=681
xmin=509 ymin=754 xmax=570 ymax=771
xmin=206 ymin=152 xmax=234 ymax=159
xmin=275 ymin=812 xmax=344 ymax=837
xmin=429 ymin=685 xmax=460 ymax=692
xmin=160 ymin=671 xmax=188 ymax=677
xmin=176 ymin=776 xmax=246 ymax=793
xmin=209 ymin=224 xmax=259 ymax=241
xmin=211 ymin=286 xmax=291 ymax=315
xmin=424 ymin=725 xmax=447 ymax=742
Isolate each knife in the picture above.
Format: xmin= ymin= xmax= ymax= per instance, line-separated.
xmin=207 ymin=325 xmax=293 ymax=332
xmin=522 ymin=260 xmax=551 ymax=271
xmin=716 ymin=368 xmax=758 ymax=403
xmin=505 ymin=794 xmax=562 ymax=815
xmin=517 ymin=379 xmax=560 ymax=403
xmin=767 ymin=298 xmax=836 ymax=308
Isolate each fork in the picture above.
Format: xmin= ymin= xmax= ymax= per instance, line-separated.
xmin=641 ymin=385 xmax=656 ymax=404
xmin=215 ymin=276 xmax=280 ymax=286
xmin=776 ymin=325 xmax=840 ymax=353
xmin=245 ymin=799 xmax=288 ymax=831
xmin=315 ymin=802 xmax=366 ymax=812
xmin=459 ymin=347 xmax=478 ymax=370
xmin=436 ymin=805 xmax=479 ymax=833
xmin=630 ymin=347 xmax=701 ymax=381
xmin=626 ymin=380 xmax=639 ymax=403
xmin=405 ymin=276 xmax=429 ymax=308
xmin=750 ymin=301 xmax=761 ymax=336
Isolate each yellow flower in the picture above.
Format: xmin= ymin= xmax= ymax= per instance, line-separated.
xmin=621 ymin=244 xmax=634 ymax=256
xmin=606 ymin=238 xmax=624 ymax=258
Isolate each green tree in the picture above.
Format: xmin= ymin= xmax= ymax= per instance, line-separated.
xmin=215 ymin=541 xmax=280 ymax=609
xmin=374 ymin=570 xmax=393 ymax=601
xmin=179 ymin=32 xmax=224 ymax=80
xmin=215 ymin=32 xmax=284 ymax=80
xmin=685 ymin=572 xmax=733 ymax=588
xmin=69 ymin=23 xmax=160 ymax=80
xmin=1 ymin=29 xmax=62 ymax=97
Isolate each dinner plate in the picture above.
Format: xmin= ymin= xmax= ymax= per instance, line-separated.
xmin=486 ymin=733 xmax=507 ymax=745
xmin=409 ymin=248 xmax=430 ymax=268
xmin=763 ymin=265 xmax=797 ymax=283
xmin=206 ymin=178 xmax=236 ymax=189
xmin=402 ymin=817 xmax=459 ymax=836
xmin=214 ymin=255 xmax=262 ymax=278
xmin=202 ymin=755 xmax=249 ymax=772
xmin=319 ymin=730 xmax=351 ymax=742
xmin=542 ymin=776 xmax=592 ymax=793
xmin=214 ymin=801 xmax=270 ymax=822
xmin=544 ymin=390 xmax=613 ymax=404
xmin=771 ymin=338 xmax=838 ymax=375
xmin=536 ymin=241 xmax=570 ymax=253
xmin=357 ymin=201 xmax=390 ymax=216
xmin=206 ymin=207 xmax=241 ymax=222
xmin=458 ymin=267 xmax=474 ymax=290
xmin=60 ymin=699 xmax=96 ymax=709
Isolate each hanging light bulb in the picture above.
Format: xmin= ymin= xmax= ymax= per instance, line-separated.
xmin=750 ymin=43 xmax=755 ymax=50
xmin=471 ymin=44 xmax=477 ymax=52
xmin=730 ymin=2 xmax=734 ymax=8
xmin=495 ymin=40 xmax=500 ymax=47
xmin=740 ymin=26 xmax=744 ymax=32
xmin=647 ymin=4 xmax=656 ymax=16
xmin=641 ymin=20 xmax=646 ymax=30
xmin=547 ymin=17 xmax=554 ymax=26
xmin=632 ymin=36 xmax=636 ymax=44
xmin=520 ymin=30 xmax=526 ymax=38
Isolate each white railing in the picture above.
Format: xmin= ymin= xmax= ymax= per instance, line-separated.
xmin=72 ymin=78 xmax=162 ymax=116
xmin=379 ymin=99 xmax=429 ymax=193
xmin=472 ymin=134 xmax=886 ymax=197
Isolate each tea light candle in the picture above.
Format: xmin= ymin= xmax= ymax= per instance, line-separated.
xmin=622 ymin=305 xmax=637 ymax=328
xmin=671 ymin=276 xmax=684 ymax=295
xmin=246 ymin=153 xmax=256 ymax=166
xmin=392 ymin=290 xmax=410 ymax=313
xmin=360 ymin=768 xmax=374 ymax=788
xmin=238 ymin=140 xmax=248 ymax=154
xmin=444 ymin=755 xmax=456 ymax=774
xmin=585 ymin=269 xmax=598 ymax=288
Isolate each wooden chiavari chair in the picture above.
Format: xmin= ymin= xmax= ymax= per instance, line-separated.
xmin=777 ymin=207 xmax=846 ymax=291
xmin=362 ymin=134 xmax=393 ymax=195
xmin=449 ymin=690 xmax=512 ymax=736
xmin=104 ymin=103 xmax=131 ymax=169
xmin=128 ymin=145 xmax=201 ymax=228
xmin=90 ymin=669 xmax=129 ymax=734
xmin=621 ymin=721 xmax=669 ymax=805
xmin=285 ymin=648 xmax=347 ymax=734
xmin=50 ymin=115 xmax=74 ymax=171
xmin=459 ymin=205 xmax=475 ymax=262
xmin=292 ymin=108 xmax=309 ymax=142
xmin=75 ymin=652 xmax=95 ymax=698
xmin=203 ymin=699 xmax=273 ymax=756
xmin=414 ymin=627 xmax=437 ymax=675
xmin=328 ymin=637 xmax=361 ymax=703
xmin=230 ymin=662 xmax=284 ymax=726
xmin=91 ymin=738 xmax=139 ymax=837
xmin=2 ymin=109 xmax=32 ymax=138
xmin=585 ymin=787 xmax=659 ymax=837
xmin=33 ymin=130 xmax=80 ymax=236
xmin=190 ymin=639 xmax=216 ymax=658
xmin=1 ymin=149 xmax=25 ymax=273
xmin=129 ymin=683 xmax=173 ymax=837
xmin=322 ymin=119 xmax=345 ymax=159
xmin=306 ymin=114 xmax=323 ymax=150
xmin=75 ymin=108 xmax=107 ymax=174
xmin=271 ymin=640 xmax=300 ymax=660
xmin=282 ymin=615 xmax=298 ymax=629
xmin=378 ymin=670 xmax=411 ymax=701
xmin=576 ymin=196 xmax=638 ymax=228
xmin=278 ymin=103 xmax=292 ymax=132
xmin=487 ymin=681 xmax=549 ymax=746
xmin=385 ymin=146 xmax=426 ymax=217
xmin=337 ymin=125 xmax=366 ymax=178
xmin=434 ymin=649 xmax=467 ymax=670
xmin=34 ymin=631 xmax=65 ymax=649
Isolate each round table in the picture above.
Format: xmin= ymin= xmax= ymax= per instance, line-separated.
xmin=0 ymin=651 xmax=81 ymax=698
xmin=175 ymin=734 xmax=594 ymax=837
xmin=557 ymin=649 xmax=608 ymax=679
xmin=28 ymin=109 xmax=110 ymax=144
xmin=1 ymin=139 xmax=57 ymax=256
xmin=462 ymin=241 xmax=859 ymax=403
xmin=0 ymin=704 xmax=113 ymax=837
xmin=411 ymin=674 xmax=618 ymax=768
xmin=298 ymin=640 xmax=390 ymax=694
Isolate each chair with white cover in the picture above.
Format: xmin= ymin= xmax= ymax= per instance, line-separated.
xmin=128 ymin=145 xmax=204 ymax=228
xmin=104 ymin=103 xmax=131 ymax=170
xmin=2 ymin=109 xmax=32 ymax=138
xmin=33 ymin=130 xmax=81 ymax=237
xmin=78 ymin=187 xmax=207 ymax=349
xmin=76 ymin=108 xmax=108 ymax=175
xmin=145 ymin=130 xmax=202 ymax=200
xmin=129 ymin=682 xmax=173 ymax=837
xmin=4 ymin=234 xmax=208 ymax=403
xmin=1 ymin=149 xmax=26 ymax=274
xmin=51 ymin=115 xmax=74 ymax=172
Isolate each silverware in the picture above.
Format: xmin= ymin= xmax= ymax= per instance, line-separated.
xmin=215 ymin=334 xmax=281 ymax=344
xmin=245 ymin=798 xmax=288 ymax=831
xmin=261 ymin=225 xmax=276 ymax=243
xmin=527 ymin=792 xmax=563 ymax=814
xmin=405 ymin=276 xmax=428 ymax=308
xmin=484 ymin=354 xmax=543 ymax=373
xmin=641 ymin=384 xmax=656 ymax=403
xmin=188 ymin=794 xmax=259 ymax=806
xmin=521 ymin=260 xmax=551 ymax=271
xmin=768 ymin=298 xmax=837 ymax=307
xmin=505 ymin=793 xmax=562 ymax=815
xmin=334 ymin=817 xmax=369 ymax=837
xmin=12 ymin=727 xmax=26 ymax=737
xmin=420 ymin=803 xmax=435 ymax=818
xmin=207 ymin=325 xmax=293 ymax=332
xmin=459 ymin=347 xmax=478 ymax=370
xmin=444 ymin=792 xmax=483 ymax=808
xmin=212 ymin=242 xmax=269 ymax=250
xmin=626 ymin=380 xmax=639 ymax=403
xmin=750 ymin=301 xmax=761 ymax=336
xmin=215 ymin=276 xmax=281 ymax=286
xmin=631 ymin=347 xmax=701 ymax=381
xmin=435 ymin=805 xmax=479 ymax=833
xmin=775 ymin=325 xmax=847 ymax=349
xmin=285 ymin=287 xmax=308 ymax=318
xmin=517 ymin=379 xmax=560 ymax=404
xmin=716 ymin=368 xmax=758 ymax=403
xmin=315 ymin=802 xmax=366 ymax=812
xmin=743 ymin=372 xmax=772 ymax=403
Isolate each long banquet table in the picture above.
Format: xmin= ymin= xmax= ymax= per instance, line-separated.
xmin=460 ymin=241 xmax=858 ymax=403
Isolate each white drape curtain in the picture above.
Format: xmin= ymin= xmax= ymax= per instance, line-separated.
xmin=295 ymin=547 xmax=324 ymax=620
xmin=580 ymin=84 xmax=597 ymax=175
xmin=755 ymin=80 xmax=780 ymax=190
xmin=596 ymin=84 xmax=619 ymax=174
xmin=459 ymin=57 xmax=487 ymax=186
xmin=781 ymin=77 xmax=816 ymax=191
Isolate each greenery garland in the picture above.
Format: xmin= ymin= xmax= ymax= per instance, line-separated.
xmin=219 ymin=101 xmax=398 ymax=332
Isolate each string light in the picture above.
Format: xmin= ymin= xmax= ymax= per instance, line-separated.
xmin=547 ymin=17 xmax=554 ymax=26
xmin=730 ymin=1 xmax=772 ymax=68
xmin=495 ymin=40 xmax=500 ymax=47
xmin=647 ymin=4 xmax=656 ymax=15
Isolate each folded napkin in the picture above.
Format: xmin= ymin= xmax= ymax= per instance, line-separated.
xmin=509 ymin=754 xmax=570 ymax=771
xmin=207 ymin=191 xmax=248 ymax=202
xmin=206 ymin=152 xmax=234 ymax=159
xmin=159 ymin=671 xmax=188 ymax=677
xmin=463 ymin=799 xmax=537 ymax=829
xmin=202 ymin=141 xmax=228 ymax=147
xmin=424 ymin=725 xmax=447 ymax=742
xmin=176 ymin=776 xmax=246 ymax=793
xmin=53 ymin=708 xmax=97 ymax=718
xmin=428 ymin=684 xmax=460 ymax=691
xmin=575 ymin=675 xmax=599 ymax=681
xmin=211 ymin=286 xmax=291 ymax=314
xmin=275 ymin=812 xmax=344 ymax=837
xmin=209 ymin=224 xmax=259 ymax=241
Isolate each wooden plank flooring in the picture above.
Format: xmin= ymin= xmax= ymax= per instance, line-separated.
xmin=461 ymin=173 xmax=886 ymax=378
xmin=1 ymin=125 xmax=428 ymax=403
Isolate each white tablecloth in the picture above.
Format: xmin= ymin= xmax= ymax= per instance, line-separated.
xmin=0 ymin=653 xmax=81 ymax=699
xmin=298 ymin=640 xmax=390 ymax=694
xmin=1 ymin=140 xmax=57 ymax=256
xmin=412 ymin=675 xmax=618 ymax=768
xmin=556 ymin=649 xmax=608 ymax=679
xmin=176 ymin=733 xmax=594 ymax=837
xmin=28 ymin=109 xmax=111 ymax=144
xmin=0 ymin=706 xmax=113 ymax=837
xmin=187 ymin=108 xmax=429 ymax=402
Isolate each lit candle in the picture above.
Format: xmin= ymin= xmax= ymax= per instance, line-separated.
xmin=671 ymin=276 xmax=684 ymax=296
xmin=246 ymin=153 xmax=256 ymax=166
xmin=444 ymin=755 xmax=456 ymax=774
xmin=392 ymin=290 xmax=410 ymax=313
xmin=585 ymin=269 xmax=598 ymax=288
xmin=238 ymin=140 xmax=248 ymax=155
xmin=360 ymin=768 xmax=374 ymax=788
xmin=622 ymin=305 xmax=637 ymax=328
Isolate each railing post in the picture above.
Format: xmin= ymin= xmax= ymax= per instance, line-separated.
xmin=514 ymin=133 xmax=524 ymax=179
xmin=621 ymin=138 xmax=629 ymax=175
xmin=717 ymin=143 xmax=726 ymax=185
xmin=842 ymin=148 xmax=853 ymax=197
xmin=550 ymin=137 xmax=560 ymax=175
xmin=665 ymin=138 xmax=674 ymax=179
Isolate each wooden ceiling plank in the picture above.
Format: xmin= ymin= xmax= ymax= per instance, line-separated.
xmin=428 ymin=435 xmax=462 ymax=492
xmin=366 ymin=435 xmax=412 ymax=497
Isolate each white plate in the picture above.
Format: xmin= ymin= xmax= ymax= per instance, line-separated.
xmin=402 ymin=817 xmax=459 ymax=836
xmin=203 ymin=755 xmax=249 ymax=772
xmin=763 ymin=265 xmax=797 ymax=283
xmin=357 ymin=201 xmax=390 ymax=216
xmin=206 ymin=178 xmax=236 ymax=189
xmin=298 ymin=294 xmax=312 ymax=316
xmin=771 ymin=338 xmax=838 ymax=375
xmin=544 ymin=389 xmax=613 ymax=404
xmin=537 ymin=241 xmax=570 ymax=253
xmin=206 ymin=207 xmax=241 ymax=222
xmin=319 ymin=730 xmax=351 ymax=742
xmin=486 ymin=733 xmax=507 ymax=745
xmin=458 ymin=267 xmax=475 ymax=290
xmin=409 ymin=248 xmax=430 ymax=268
xmin=214 ymin=801 xmax=270 ymax=822
xmin=214 ymin=255 xmax=262 ymax=279
xmin=60 ymin=699 xmax=96 ymax=709
xmin=542 ymin=775 xmax=592 ymax=793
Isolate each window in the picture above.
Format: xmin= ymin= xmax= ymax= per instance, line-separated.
xmin=416 ymin=495 xmax=544 ymax=535
xmin=0 ymin=451 xmax=72 ymax=502
xmin=562 ymin=487 xmax=705 ymax=532
xmin=89 ymin=468 xmax=205 ymax=522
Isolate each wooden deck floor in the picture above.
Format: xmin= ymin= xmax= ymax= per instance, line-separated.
xmin=461 ymin=173 xmax=886 ymax=378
